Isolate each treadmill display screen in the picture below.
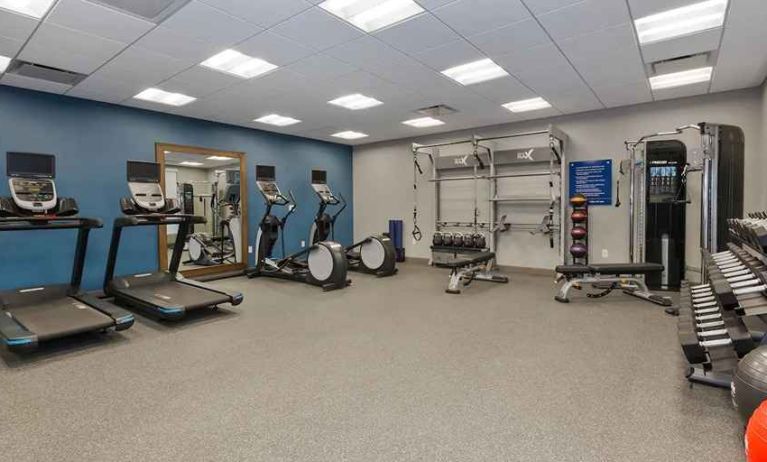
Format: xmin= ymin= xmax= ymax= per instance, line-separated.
xmin=127 ymin=161 xmax=160 ymax=183
xmin=256 ymin=165 xmax=275 ymax=181
xmin=312 ymin=170 xmax=327 ymax=184
xmin=7 ymin=152 xmax=55 ymax=178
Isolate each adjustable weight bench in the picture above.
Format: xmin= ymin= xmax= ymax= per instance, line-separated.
xmin=554 ymin=263 xmax=672 ymax=306
xmin=436 ymin=251 xmax=509 ymax=294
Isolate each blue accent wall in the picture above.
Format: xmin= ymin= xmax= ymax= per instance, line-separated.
xmin=0 ymin=86 xmax=353 ymax=291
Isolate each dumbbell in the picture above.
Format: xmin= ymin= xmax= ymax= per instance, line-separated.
xmin=442 ymin=232 xmax=454 ymax=246
xmin=432 ymin=232 xmax=443 ymax=247
xmin=473 ymin=233 xmax=486 ymax=249
xmin=453 ymin=232 xmax=464 ymax=248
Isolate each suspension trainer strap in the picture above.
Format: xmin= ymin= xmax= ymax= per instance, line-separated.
xmin=412 ymin=151 xmax=423 ymax=241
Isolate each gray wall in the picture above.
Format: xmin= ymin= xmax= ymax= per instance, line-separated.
xmin=353 ymin=88 xmax=764 ymax=271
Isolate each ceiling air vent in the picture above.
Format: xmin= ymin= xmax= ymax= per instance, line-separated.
xmin=6 ymin=61 xmax=87 ymax=86
xmin=88 ymin=0 xmax=191 ymax=23
xmin=415 ymin=104 xmax=458 ymax=117
xmin=652 ymin=53 xmax=711 ymax=75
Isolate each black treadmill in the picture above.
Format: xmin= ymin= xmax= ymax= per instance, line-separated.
xmin=0 ymin=152 xmax=134 ymax=352
xmin=103 ymin=161 xmax=243 ymax=320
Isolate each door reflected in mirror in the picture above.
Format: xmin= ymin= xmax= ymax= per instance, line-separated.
xmin=156 ymin=144 xmax=247 ymax=277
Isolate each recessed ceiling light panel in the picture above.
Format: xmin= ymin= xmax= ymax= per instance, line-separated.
xmin=0 ymin=0 xmax=56 ymax=18
xmin=634 ymin=0 xmax=728 ymax=45
xmin=0 ymin=55 xmax=10 ymax=73
xmin=441 ymin=58 xmax=509 ymax=86
xmin=320 ymin=0 xmax=424 ymax=33
xmin=502 ymin=97 xmax=551 ymax=113
xmin=332 ymin=131 xmax=368 ymax=140
xmin=328 ymin=93 xmax=383 ymax=110
xmin=201 ymin=49 xmax=278 ymax=79
xmin=180 ymin=161 xmax=204 ymax=166
xmin=254 ymin=114 xmax=302 ymax=126
xmin=207 ymin=156 xmax=231 ymax=161
xmin=134 ymin=88 xmax=196 ymax=106
xmin=649 ymin=66 xmax=713 ymax=90
xmin=402 ymin=117 xmax=445 ymax=128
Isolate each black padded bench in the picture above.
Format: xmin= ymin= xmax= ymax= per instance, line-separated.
xmin=554 ymin=262 xmax=672 ymax=306
xmin=437 ymin=251 xmax=508 ymax=294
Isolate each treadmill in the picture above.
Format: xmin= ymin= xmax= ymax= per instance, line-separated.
xmin=0 ymin=152 xmax=134 ymax=352
xmin=103 ymin=161 xmax=243 ymax=320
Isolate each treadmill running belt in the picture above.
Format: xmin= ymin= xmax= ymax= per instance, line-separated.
xmin=119 ymin=282 xmax=231 ymax=311
xmin=8 ymin=297 xmax=114 ymax=341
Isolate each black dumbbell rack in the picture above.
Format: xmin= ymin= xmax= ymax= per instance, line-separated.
xmin=569 ymin=198 xmax=589 ymax=265
xmin=430 ymin=231 xmax=488 ymax=267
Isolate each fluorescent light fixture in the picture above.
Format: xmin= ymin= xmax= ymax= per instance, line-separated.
xmin=635 ymin=0 xmax=728 ymax=45
xmin=502 ymin=97 xmax=551 ymax=113
xmin=0 ymin=0 xmax=56 ymax=18
xmin=328 ymin=93 xmax=383 ymax=110
xmin=200 ymin=49 xmax=278 ymax=79
xmin=207 ymin=156 xmax=231 ymax=161
xmin=320 ymin=0 xmax=424 ymax=33
xmin=402 ymin=117 xmax=445 ymax=128
xmin=649 ymin=66 xmax=713 ymax=90
xmin=332 ymin=131 xmax=368 ymax=140
xmin=254 ymin=114 xmax=302 ymax=126
xmin=133 ymin=88 xmax=196 ymax=107
xmin=0 ymin=55 xmax=10 ymax=73
xmin=180 ymin=161 xmax=204 ymax=167
xmin=441 ymin=58 xmax=509 ymax=86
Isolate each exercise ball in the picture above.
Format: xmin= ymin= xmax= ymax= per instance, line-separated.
xmin=733 ymin=346 xmax=767 ymax=423
xmin=746 ymin=400 xmax=767 ymax=462
xmin=570 ymin=243 xmax=588 ymax=258
xmin=571 ymin=210 xmax=588 ymax=223
xmin=442 ymin=233 xmax=453 ymax=246
xmin=432 ymin=232 xmax=443 ymax=246
xmin=571 ymin=226 xmax=588 ymax=240
xmin=570 ymin=194 xmax=588 ymax=207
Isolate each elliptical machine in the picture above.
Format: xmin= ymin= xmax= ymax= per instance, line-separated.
xmin=309 ymin=170 xmax=397 ymax=277
xmin=245 ymin=165 xmax=348 ymax=291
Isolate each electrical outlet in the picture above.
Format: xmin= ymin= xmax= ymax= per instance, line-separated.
xmin=248 ymin=246 xmax=253 ymax=254
xmin=602 ymin=249 xmax=608 ymax=258
xmin=300 ymin=240 xmax=306 ymax=248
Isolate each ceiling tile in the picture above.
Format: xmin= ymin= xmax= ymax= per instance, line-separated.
xmin=469 ymin=76 xmax=536 ymax=103
xmin=640 ymin=28 xmax=722 ymax=63
xmin=590 ymin=80 xmax=652 ymax=107
xmin=537 ymin=0 xmax=630 ymax=41
xmin=96 ymin=46 xmax=191 ymax=87
xmin=161 ymin=66 xmax=242 ymax=98
xmin=237 ymin=31 xmax=316 ymax=66
xmin=412 ymin=39 xmax=485 ymax=71
xmin=270 ymin=7 xmax=363 ymax=51
xmin=514 ymin=61 xmax=587 ymax=96
xmin=46 ymin=0 xmax=155 ymax=44
xmin=626 ymin=0 xmax=697 ymax=19
xmin=0 ymin=73 xmax=71 ymax=94
xmin=493 ymin=42 xmax=569 ymax=75
xmin=652 ymin=81 xmax=710 ymax=101
xmin=19 ymin=22 xmax=126 ymax=74
xmin=0 ymin=9 xmax=38 ymax=41
xmin=0 ymin=35 xmax=23 ymax=56
xmin=468 ymin=18 xmax=550 ymax=57
xmin=374 ymin=13 xmax=459 ymax=55
xmin=710 ymin=2 xmax=767 ymax=92
xmin=415 ymin=0 xmax=455 ymax=9
xmin=522 ymin=0 xmax=581 ymax=15
xmin=548 ymin=91 xmax=603 ymax=113
xmin=133 ymin=26 xmax=224 ymax=63
xmin=67 ymin=74 xmax=144 ymax=103
xmin=288 ymin=53 xmax=357 ymax=81
xmin=432 ymin=0 xmax=531 ymax=36
xmin=199 ymin=0 xmax=312 ymax=28
xmin=160 ymin=0 xmax=262 ymax=46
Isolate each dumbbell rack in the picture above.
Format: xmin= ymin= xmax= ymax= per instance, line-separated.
xmin=568 ymin=198 xmax=589 ymax=265
xmin=677 ymin=218 xmax=767 ymax=388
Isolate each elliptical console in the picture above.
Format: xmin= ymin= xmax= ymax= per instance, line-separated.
xmin=246 ymin=165 xmax=348 ymax=291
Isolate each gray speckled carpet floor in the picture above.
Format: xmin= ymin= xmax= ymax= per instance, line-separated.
xmin=0 ymin=262 xmax=744 ymax=461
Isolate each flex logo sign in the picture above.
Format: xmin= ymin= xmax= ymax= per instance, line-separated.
xmin=454 ymin=155 xmax=469 ymax=166
xmin=516 ymin=149 xmax=534 ymax=161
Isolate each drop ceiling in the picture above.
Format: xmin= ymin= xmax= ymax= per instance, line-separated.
xmin=0 ymin=0 xmax=765 ymax=145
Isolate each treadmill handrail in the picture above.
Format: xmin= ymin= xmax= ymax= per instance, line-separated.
xmin=115 ymin=214 xmax=205 ymax=228
xmin=0 ymin=216 xmax=102 ymax=231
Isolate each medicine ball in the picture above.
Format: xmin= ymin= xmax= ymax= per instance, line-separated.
xmin=442 ymin=232 xmax=453 ymax=246
xmin=570 ymin=243 xmax=588 ymax=258
xmin=571 ymin=226 xmax=587 ymax=240
xmin=474 ymin=233 xmax=486 ymax=249
xmin=570 ymin=194 xmax=588 ymax=207
xmin=733 ymin=346 xmax=767 ymax=423
xmin=746 ymin=400 xmax=767 ymax=462
xmin=571 ymin=210 xmax=588 ymax=223
xmin=432 ymin=232 xmax=443 ymax=246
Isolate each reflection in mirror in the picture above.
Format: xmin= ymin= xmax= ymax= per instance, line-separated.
xmin=163 ymin=151 xmax=243 ymax=272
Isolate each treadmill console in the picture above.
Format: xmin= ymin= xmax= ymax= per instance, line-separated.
xmin=6 ymin=152 xmax=58 ymax=213
xmin=126 ymin=161 xmax=165 ymax=212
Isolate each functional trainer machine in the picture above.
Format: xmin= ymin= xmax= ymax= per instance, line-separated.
xmin=309 ymin=169 xmax=397 ymax=277
xmin=246 ymin=165 xmax=348 ymax=291
xmin=104 ymin=161 xmax=243 ymax=320
xmin=0 ymin=152 xmax=134 ymax=351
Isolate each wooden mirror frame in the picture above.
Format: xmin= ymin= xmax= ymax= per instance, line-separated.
xmin=155 ymin=143 xmax=248 ymax=278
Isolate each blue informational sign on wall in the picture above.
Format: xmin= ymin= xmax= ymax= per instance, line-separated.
xmin=568 ymin=159 xmax=613 ymax=206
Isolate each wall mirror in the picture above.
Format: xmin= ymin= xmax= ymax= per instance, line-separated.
xmin=156 ymin=143 xmax=248 ymax=277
